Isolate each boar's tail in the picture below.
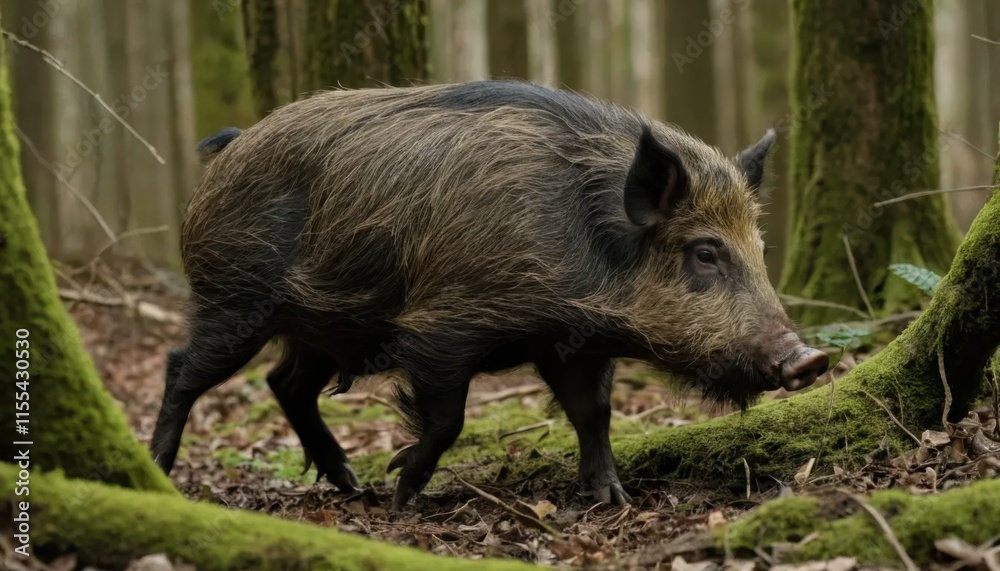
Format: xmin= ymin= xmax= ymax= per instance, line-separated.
xmin=196 ymin=127 xmax=242 ymax=158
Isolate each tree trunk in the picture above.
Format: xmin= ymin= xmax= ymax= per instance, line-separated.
xmin=661 ymin=0 xmax=717 ymax=143
xmin=303 ymin=0 xmax=430 ymax=91
xmin=750 ymin=0 xmax=791 ymax=285
xmin=553 ymin=0 xmax=584 ymax=91
xmin=243 ymin=0 xmax=280 ymax=116
xmin=524 ymin=0 xmax=558 ymax=87
xmin=779 ymin=0 xmax=961 ymax=324
xmin=0 ymin=7 xmax=175 ymax=493
xmin=487 ymin=0 xmax=528 ymax=79
xmin=188 ymin=0 xmax=256 ymax=136
xmin=0 ymin=465 xmax=535 ymax=570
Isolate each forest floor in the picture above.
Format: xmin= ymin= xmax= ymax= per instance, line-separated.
xmin=10 ymin=270 xmax=1000 ymax=571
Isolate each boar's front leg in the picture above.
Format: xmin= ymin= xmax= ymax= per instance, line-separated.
xmin=267 ymin=343 xmax=360 ymax=491
xmin=535 ymin=353 xmax=631 ymax=506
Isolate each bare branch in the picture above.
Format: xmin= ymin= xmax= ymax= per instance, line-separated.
xmin=843 ymin=234 xmax=875 ymax=319
xmin=14 ymin=125 xmax=116 ymax=240
xmin=874 ymin=185 xmax=995 ymax=208
xmin=972 ymin=34 xmax=1000 ymax=46
xmin=2 ymin=29 xmax=165 ymax=165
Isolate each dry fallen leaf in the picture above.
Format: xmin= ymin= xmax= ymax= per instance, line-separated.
xmin=707 ymin=510 xmax=727 ymax=529
xmin=921 ymin=429 xmax=951 ymax=448
xmin=794 ymin=458 xmax=816 ymax=485
xmin=530 ymin=499 xmax=557 ymax=520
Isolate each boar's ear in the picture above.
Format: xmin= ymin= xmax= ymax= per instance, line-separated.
xmin=623 ymin=126 xmax=689 ymax=226
xmin=734 ymin=129 xmax=776 ymax=191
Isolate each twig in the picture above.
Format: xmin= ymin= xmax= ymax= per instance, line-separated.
xmin=843 ymin=234 xmax=875 ymax=318
xmin=2 ymin=29 xmax=165 ymax=164
xmin=629 ymin=403 xmax=671 ymax=421
xmin=861 ymin=389 xmax=921 ymax=445
xmin=801 ymin=310 xmax=923 ymax=338
xmin=469 ymin=384 xmax=544 ymax=406
xmin=57 ymin=288 xmax=183 ymax=325
xmin=972 ymin=34 xmax=1000 ymax=45
xmin=945 ymin=132 xmax=996 ymax=161
xmin=742 ymin=458 xmax=751 ymax=499
xmin=779 ymin=294 xmax=870 ymax=320
xmin=874 ymin=185 xmax=995 ymax=208
xmin=69 ymin=226 xmax=170 ymax=274
xmin=938 ymin=346 xmax=953 ymax=427
xmin=14 ymin=125 xmax=115 ymax=240
xmin=851 ymin=496 xmax=918 ymax=571
xmin=499 ymin=420 xmax=554 ymax=440
xmin=441 ymin=468 xmax=561 ymax=536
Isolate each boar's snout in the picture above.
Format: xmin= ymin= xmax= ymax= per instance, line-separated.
xmin=777 ymin=339 xmax=829 ymax=392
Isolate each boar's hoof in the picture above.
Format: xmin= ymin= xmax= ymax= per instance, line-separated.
xmin=387 ymin=445 xmax=434 ymax=510
xmin=320 ymin=462 xmax=362 ymax=492
xmin=303 ymin=449 xmax=361 ymax=491
xmin=585 ymin=478 xmax=632 ymax=506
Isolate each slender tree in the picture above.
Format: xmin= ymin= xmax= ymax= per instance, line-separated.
xmin=661 ymin=0 xmax=717 ymax=143
xmin=486 ymin=0 xmax=528 ymax=79
xmin=189 ymin=0 xmax=255 ymax=136
xmin=780 ymin=0 xmax=961 ymax=324
xmin=243 ymin=0 xmax=280 ymax=116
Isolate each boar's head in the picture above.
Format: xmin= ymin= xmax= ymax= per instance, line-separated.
xmin=623 ymin=126 xmax=828 ymax=407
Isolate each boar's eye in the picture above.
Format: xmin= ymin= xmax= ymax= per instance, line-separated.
xmin=683 ymin=238 xmax=727 ymax=289
xmin=696 ymin=249 xmax=716 ymax=265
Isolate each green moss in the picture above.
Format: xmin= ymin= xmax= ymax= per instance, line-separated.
xmin=0 ymin=464 xmax=535 ymax=570
xmin=724 ymin=480 xmax=1000 ymax=565
xmin=188 ymin=0 xmax=255 ymax=136
xmin=780 ymin=0 xmax=960 ymax=325
xmin=0 ymin=20 xmax=175 ymax=495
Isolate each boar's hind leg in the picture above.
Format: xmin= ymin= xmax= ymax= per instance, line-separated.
xmin=150 ymin=309 xmax=272 ymax=474
xmin=267 ymin=344 xmax=360 ymax=491
xmin=387 ymin=349 xmax=473 ymax=509
xmin=535 ymin=354 xmax=631 ymax=506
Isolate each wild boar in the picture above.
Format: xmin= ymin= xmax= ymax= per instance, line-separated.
xmin=151 ymin=81 xmax=828 ymax=508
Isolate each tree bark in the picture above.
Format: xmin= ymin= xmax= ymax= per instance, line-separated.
xmin=243 ymin=0 xmax=280 ymax=116
xmin=0 ymin=7 xmax=175 ymax=494
xmin=303 ymin=0 xmax=430 ymax=91
xmin=750 ymin=0 xmax=791 ymax=285
xmin=188 ymin=0 xmax=256 ymax=136
xmin=487 ymin=0 xmax=528 ymax=80
xmin=661 ymin=0 xmax=717 ymax=143
xmin=779 ymin=0 xmax=961 ymax=324
xmin=0 ymin=465 xmax=534 ymax=570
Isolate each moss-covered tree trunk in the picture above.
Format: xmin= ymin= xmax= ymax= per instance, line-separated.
xmin=779 ymin=0 xmax=961 ymax=324
xmin=243 ymin=0 xmax=281 ymax=116
xmin=0 ymin=9 xmax=175 ymax=494
xmin=189 ymin=0 xmax=256 ymax=136
xmin=303 ymin=0 xmax=430 ymax=91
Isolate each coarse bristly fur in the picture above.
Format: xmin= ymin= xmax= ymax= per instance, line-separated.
xmin=153 ymin=80 xmax=820 ymax=506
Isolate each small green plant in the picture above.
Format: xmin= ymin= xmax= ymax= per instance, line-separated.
xmin=888 ymin=263 xmax=942 ymax=295
xmin=816 ymin=324 xmax=872 ymax=351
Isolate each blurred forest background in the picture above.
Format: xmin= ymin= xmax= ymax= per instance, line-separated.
xmin=2 ymin=0 xmax=999 ymax=284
